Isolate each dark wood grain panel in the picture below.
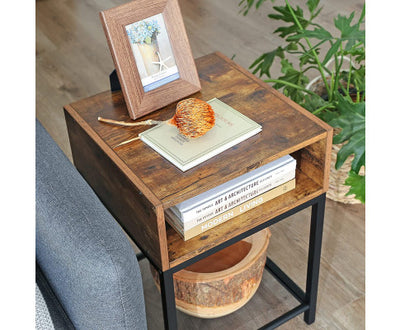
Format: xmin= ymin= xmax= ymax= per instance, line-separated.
xmin=64 ymin=108 xmax=169 ymax=270
xmin=293 ymin=138 xmax=328 ymax=189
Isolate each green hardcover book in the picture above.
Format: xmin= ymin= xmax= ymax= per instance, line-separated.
xmin=139 ymin=98 xmax=262 ymax=171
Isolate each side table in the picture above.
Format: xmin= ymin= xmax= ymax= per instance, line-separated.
xmin=64 ymin=52 xmax=332 ymax=329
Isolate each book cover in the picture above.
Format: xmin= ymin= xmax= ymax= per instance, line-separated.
xmin=166 ymin=179 xmax=296 ymax=241
xmin=175 ymin=165 xmax=296 ymax=229
xmin=139 ymin=98 xmax=262 ymax=171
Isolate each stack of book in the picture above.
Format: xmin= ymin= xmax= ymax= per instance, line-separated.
xmin=166 ymin=155 xmax=296 ymax=240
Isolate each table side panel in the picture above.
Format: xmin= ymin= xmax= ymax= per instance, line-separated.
xmin=292 ymin=137 xmax=327 ymax=190
xmin=64 ymin=109 xmax=168 ymax=270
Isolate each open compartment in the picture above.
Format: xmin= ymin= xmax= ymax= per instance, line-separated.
xmin=165 ymin=135 xmax=330 ymax=268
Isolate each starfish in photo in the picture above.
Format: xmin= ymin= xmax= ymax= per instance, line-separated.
xmin=152 ymin=51 xmax=171 ymax=72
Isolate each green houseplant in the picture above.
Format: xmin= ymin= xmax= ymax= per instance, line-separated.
xmin=239 ymin=0 xmax=365 ymax=203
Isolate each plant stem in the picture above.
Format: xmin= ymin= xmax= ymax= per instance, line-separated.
xmin=312 ymin=103 xmax=336 ymax=115
xmin=347 ymin=56 xmax=353 ymax=95
xmin=338 ymin=81 xmax=351 ymax=99
xmin=264 ymin=79 xmax=321 ymax=98
xmin=302 ymin=65 xmax=321 ymax=73
xmin=329 ymin=53 xmax=337 ymax=101
xmin=285 ymin=0 xmax=331 ymax=98
xmin=330 ymin=47 xmax=344 ymax=102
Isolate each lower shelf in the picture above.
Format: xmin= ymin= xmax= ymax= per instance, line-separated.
xmin=152 ymin=228 xmax=271 ymax=318
xmin=166 ymin=169 xmax=322 ymax=268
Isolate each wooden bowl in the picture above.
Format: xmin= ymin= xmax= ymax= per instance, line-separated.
xmin=151 ymin=228 xmax=271 ymax=318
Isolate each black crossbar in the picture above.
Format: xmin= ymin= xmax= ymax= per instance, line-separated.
xmin=265 ymin=258 xmax=306 ymax=303
xmin=258 ymin=303 xmax=310 ymax=330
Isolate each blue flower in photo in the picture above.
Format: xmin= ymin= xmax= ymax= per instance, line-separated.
xmin=126 ymin=19 xmax=161 ymax=44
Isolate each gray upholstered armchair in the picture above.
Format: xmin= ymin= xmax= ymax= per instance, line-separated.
xmin=36 ymin=120 xmax=147 ymax=329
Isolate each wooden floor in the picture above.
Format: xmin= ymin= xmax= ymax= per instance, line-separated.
xmin=36 ymin=0 xmax=365 ymax=328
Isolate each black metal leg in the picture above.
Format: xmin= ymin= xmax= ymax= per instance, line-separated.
xmin=304 ymin=194 xmax=326 ymax=324
xmin=136 ymin=252 xmax=146 ymax=261
xmin=109 ymin=69 xmax=121 ymax=91
xmin=159 ymin=269 xmax=178 ymax=330
xmin=151 ymin=194 xmax=326 ymax=329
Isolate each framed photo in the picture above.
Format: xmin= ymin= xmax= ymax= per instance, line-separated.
xmin=100 ymin=0 xmax=201 ymax=119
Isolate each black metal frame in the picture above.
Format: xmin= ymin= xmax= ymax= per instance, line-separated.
xmin=109 ymin=69 xmax=121 ymax=92
xmin=135 ymin=193 xmax=326 ymax=330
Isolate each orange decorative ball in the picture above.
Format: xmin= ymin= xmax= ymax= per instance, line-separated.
xmin=169 ymin=98 xmax=215 ymax=138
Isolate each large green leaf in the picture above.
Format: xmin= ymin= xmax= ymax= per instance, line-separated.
xmin=328 ymin=93 xmax=365 ymax=203
xmin=306 ymin=0 xmax=320 ymax=13
xmin=345 ymin=170 xmax=365 ymax=203
xmin=334 ymin=130 xmax=365 ymax=172
xmin=334 ymin=11 xmax=365 ymax=49
xmin=328 ymin=93 xmax=365 ymax=173
xmin=335 ymin=12 xmax=355 ymax=36
xmin=270 ymin=59 xmax=308 ymax=103
xmin=269 ymin=4 xmax=309 ymax=29
xmin=249 ymin=47 xmax=284 ymax=77
xmin=274 ymin=25 xmax=298 ymax=38
xmin=302 ymin=94 xmax=335 ymax=119
xmin=287 ymin=27 xmax=333 ymax=41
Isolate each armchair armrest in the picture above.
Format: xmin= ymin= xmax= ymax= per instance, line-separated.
xmin=36 ymin=120 xmax=147 ymax=329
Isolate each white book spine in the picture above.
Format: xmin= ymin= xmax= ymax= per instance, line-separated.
xmin=181 ymin=166 xmax=296 ymax=230
xmin=179 ymin=162 xmax=296 ymax=225
xmin=184 ymin=179 xmax=296 ymax=240
xmin=176 ymin=161 xmax=295 ymax=223
xmin=165 ymin=179 xmax=296 ymax=241
xmin=176 ymin=155 xmax=294 ymax=212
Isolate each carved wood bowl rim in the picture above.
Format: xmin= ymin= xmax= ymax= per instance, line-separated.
xmin=175 ymin=228 xmax=271 ymax=282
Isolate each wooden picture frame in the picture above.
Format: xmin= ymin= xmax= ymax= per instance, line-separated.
xmin=100 ymin=0 xmax=201 ymax=119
